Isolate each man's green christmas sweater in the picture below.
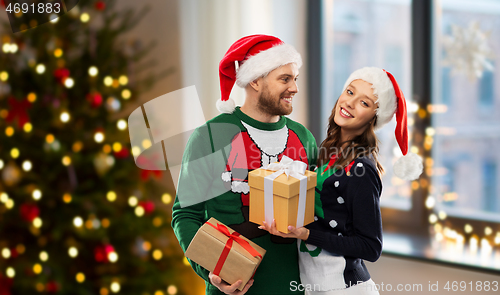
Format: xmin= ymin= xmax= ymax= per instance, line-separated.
xmin=172 ymin=107 xmax=317 ymax=295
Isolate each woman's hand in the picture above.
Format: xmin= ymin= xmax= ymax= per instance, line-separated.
xmin=208 ymin=272 xmax=254 ymax=295
xmin=258 ymin=219 xmax=309 ymax=241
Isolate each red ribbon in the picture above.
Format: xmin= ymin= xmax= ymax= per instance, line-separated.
xmin=206 ymin=221 xmax=262 ymax=276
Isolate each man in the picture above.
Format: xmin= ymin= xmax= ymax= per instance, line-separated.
xmin=172 ymin=35 xmax=318 ymax=295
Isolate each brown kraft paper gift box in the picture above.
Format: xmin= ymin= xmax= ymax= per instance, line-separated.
xmin=248 ymin=168 xmax=317 ymax=233
xmin=185 ymin=217 xmax=266 ymax=291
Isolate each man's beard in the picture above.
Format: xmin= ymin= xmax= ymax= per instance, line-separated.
xmin=257 ymin=84 xmax=292 ymax=116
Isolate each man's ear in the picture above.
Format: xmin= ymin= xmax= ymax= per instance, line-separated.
xmin=249 ymin=77 xmax=262 ymax=92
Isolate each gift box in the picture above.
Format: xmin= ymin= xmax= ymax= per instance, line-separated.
xmin=248 ymin=156 xmax=317 ymax=233
xmin=185 ymin=217 xmax=266 ymax=291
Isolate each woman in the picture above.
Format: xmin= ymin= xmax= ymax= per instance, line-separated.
xmin=260 ymin=67 xmax=422 ymax=294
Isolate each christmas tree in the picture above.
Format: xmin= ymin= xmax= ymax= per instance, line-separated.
xmin=0 ymin=1 xmax=191 ymax=294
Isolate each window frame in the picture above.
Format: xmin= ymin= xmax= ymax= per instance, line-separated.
xmin=308 ymin=0 xmax=500 ymax=271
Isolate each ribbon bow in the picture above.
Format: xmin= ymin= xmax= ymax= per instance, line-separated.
xmin=206 ymin=221 xmax=262 ymax=276
xmin=262 ymin=155 xmax=307 ymax=179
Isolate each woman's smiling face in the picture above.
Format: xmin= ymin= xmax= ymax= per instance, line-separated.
xmin=334 ymin=79 xmax=379 ymax=138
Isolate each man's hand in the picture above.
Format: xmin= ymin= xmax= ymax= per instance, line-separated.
xmin=208 ymin=272 xmax=254 ymax=295
xmin=259 ymin=219 xmax=309 ymax=240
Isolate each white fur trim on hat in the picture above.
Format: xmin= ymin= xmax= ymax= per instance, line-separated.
xmin=236 ymin=43 xmax=302 ymax=87
xmin=393 ymin=152 xmax=423 ymax=180
xmin=216 ymin=97 xmax=236 ymax=114
xmin=342 ymin=67 xmax=397 ymax=131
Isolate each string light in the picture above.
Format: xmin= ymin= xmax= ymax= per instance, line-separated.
xmin=110 ymin=282 xmax=120 ymax=293
xmin=0 ymin=192 xmax=8 ymax=202
xmin=5 ymin=199 xmax=14 ymax=209
xmin=153 ymin=249 xmax=163 ymax=260
xmin=485 ymin=227 xmax=493 ymax=236
xmin=32 ymin=189 xmax=42 ymax=200
xmin=153 ymin=217 xmax=163 ymax=227
xmin=33 ymin=263 xmax=42 ymax=274
xmin=135 ymin=206 xmax=145 ymax=217
xmin=162 ymin=193 xmax=172 ymax=204
xmin=117 ymin=120 xmax=127 ymax=130
xmin=0 ymin=159 xmax=3 ymax=169
xmin=118 ymin=75 xmax=128 ymax=85
xmin=76 ymin=272 xmax=85 ymax=283
xmin=121 ymin=89 xmax=131 ymax=100
xmin=94 ymin=131 xmax=105 ymax=143
xmin=428 ymin=214 xmax=438 ymax=224
xmin=107 ymin=191 xmax=117 ymax=202
xmin=16 ymin=244 xmax=25 ymax=254
xmin=464 ymin=224 xmax=473 ymax=234
xmin=73 ymin=141 xmax=83 ymax=152
xmin=33 ymin=217 xmax=42 ymax=228
xmin=101 ymin=218 xmax=110 ymax=228
xmin=23 ymin=122 xmax=33 ymax=133
xmin=80 ymin=13 xmax=90 ymax=23
xmin=88 ymin=66 xmax=99 ymax=76
xmin=39 ymin=251 xmax=48 ymax=262
xmin=425 ymin=196 xmax=435 ymax=209
xmin=0 ymin=71 xmax=8 ymax=81
xmin=142 ymin=139 xmax=152 ymax=149
xmin=103 ymin=144 xmax=112 ymax=154
xmin=5 ymin=126 xmax=14 ymax=137
xmin=155 ymin=291 xmax=165 ymax=295
xmin=36 ymin=283 xmax=44 ymax=292
xmin=46 ymin=134 xmax=55 ymax=144
xmin=131 ymin=146 xmax=141 ymax=157
xmin=495 ymin=233 xmax=500 ymax=245
xmin=2 ymin=248 xmax=11 ymax=258
xmin=60 ymin=112 xmax=70 ymax=123
xmin=36 ymin=64 xmax=46 ymax=74
xmin=74 ymin=216 xmax=83 ymax=227
xmin=27 ymin=92 xmax=37 ymax=102
xmin=111 ymin=143 xmax=121 ymax=153
xmin=108 ymin=252 xmax=118 ymax=263
xmin=63 ymin=193 xmax=72 ymax=203
xmin=64 ymin=77 xmax=74 ymax=88
xmin=62 ymin=156 xmax=71 ymax=166
xmin=167 ymin=285 xmax=178 ymax=295
xmin=54 ymin=48 xmax=63 ymax=58
xmin=438 ymin=210 xmax=447 ymax=220
xmin=103 ymin=76 xmax=113 ymax=86
xmin=128 ymin=196 xmax=138 ymax=207
xmin=142 ymin=241 xmax=151 ymax=251
xmin=10 ymin=148 xmax=20 ymax=159
xmin=69 ymin=247 xmax=78 ymax=258
xmin=100 ymin=288 xmax=109 ymax=295
xmin=6 ymin=267 xmax=15 ymax=278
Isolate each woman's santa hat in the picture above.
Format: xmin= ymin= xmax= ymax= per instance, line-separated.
xmin=217 ymin=34 xmax=302 ymax=113
xmin=343 ymin=67 xmax=423 ymax=180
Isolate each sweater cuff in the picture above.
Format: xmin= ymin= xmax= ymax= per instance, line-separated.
xmin=305 ymin=228 xmax=324 ymax=248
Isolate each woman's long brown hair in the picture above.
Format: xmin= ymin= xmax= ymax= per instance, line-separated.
xmin=318 ymin=100 xmax=384 ymax=176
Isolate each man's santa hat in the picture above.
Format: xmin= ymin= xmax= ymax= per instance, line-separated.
xmin=217 ymin=34 xmax=302 ymax=113
xmin=342 ymin=67 xmax=423 ymax=180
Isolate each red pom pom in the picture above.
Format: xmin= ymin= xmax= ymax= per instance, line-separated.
xmin=86 ymin=92 xmax=103 ymax=108
xmin=139 ymin=201 xmax=155 ymax=215
xmin=20 ymin=203 xmax=40 ymax=222
xmin=95 ymin=1 xmax=106 ymax=11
